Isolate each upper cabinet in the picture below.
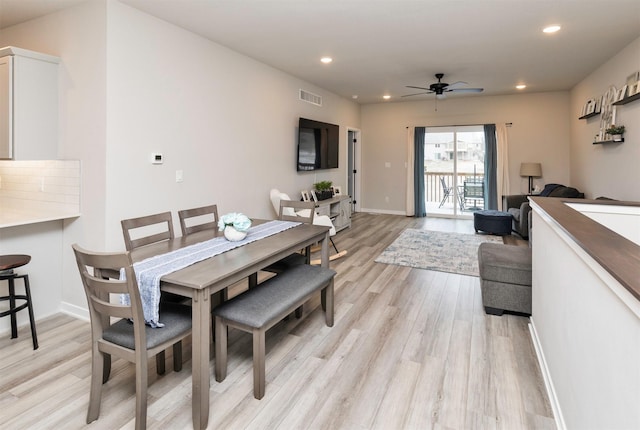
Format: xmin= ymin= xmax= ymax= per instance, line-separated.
xmin=0 ymin=47 xmax=59 ymax=160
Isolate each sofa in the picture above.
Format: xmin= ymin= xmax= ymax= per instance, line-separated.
xmin=504 ymin=184 xmax=584 ymax=238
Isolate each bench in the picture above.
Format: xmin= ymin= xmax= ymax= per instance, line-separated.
xmin=213 ymin=264 xmax=336 ymax=399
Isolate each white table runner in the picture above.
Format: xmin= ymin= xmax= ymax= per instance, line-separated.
xmin=124 ymin=220 xmax=300 ymax=326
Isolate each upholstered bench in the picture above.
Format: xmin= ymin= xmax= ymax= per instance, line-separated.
xmin=474 ymin=210 xmax=513 ymax=235
xmin=478 ymin=242 xmax=532 ymax=316
xmin=213 ymin=264 xmax=336 ymax=399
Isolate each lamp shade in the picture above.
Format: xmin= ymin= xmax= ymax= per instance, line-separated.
xmin=520 ymin=162 xmax=542 ymax=177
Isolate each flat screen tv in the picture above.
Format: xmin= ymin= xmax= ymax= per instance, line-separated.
xmin=297 ymin=117 xmax=339 ymax=171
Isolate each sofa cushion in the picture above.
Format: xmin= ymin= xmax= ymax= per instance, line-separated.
xmin=478 ymin=243 xmax=532 ymax=286
xmin=508 ymin=208 xmax=521 ymax=222
xmin=539 ymin=183 xmax=584 ymax=198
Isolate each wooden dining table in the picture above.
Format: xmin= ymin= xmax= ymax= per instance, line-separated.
xmin=128 ymin=219 xmax=330 ymax=430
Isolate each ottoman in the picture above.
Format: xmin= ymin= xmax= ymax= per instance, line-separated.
xmin=477 ymin=242 xmax=532 ymax=316
xmin=474 ymin=210 xmax=512 ymax=235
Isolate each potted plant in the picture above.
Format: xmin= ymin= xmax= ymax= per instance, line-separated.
xmin=218 ymin=212 xmax=251 ymax=241
xmin=605 ymin=124 xmax=625 ymax=141
xmin=313 ymin=180 xmax=333 ymax=200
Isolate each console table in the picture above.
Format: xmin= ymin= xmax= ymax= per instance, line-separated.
xmin=315 ymin=195 xmax=351 ymax=232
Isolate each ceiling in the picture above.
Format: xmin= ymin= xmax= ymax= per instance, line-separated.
xmin=1 ymin=0 xmax=639 ymax=104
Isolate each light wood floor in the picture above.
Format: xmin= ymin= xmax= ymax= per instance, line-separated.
xmin=0 ymin=213 xmax=554 ymax=430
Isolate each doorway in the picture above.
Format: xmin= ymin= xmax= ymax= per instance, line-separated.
xmin=347 ymin=128 xmax=360 ymax=213
xmin=424 ymin=125 xmax=486 ymax=218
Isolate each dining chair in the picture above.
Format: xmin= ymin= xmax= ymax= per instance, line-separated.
xmin=72 ymin=244 xmax=192 ymax=430
xmin=178 ymin=204 xmax=218 ymax=236
xmin=121 ymin=211 xmax=189 ymax=304
xmin=264 ymin=199 xmax=315 ymax=269
xmin=121 ymin=211 xmax=175 ymax=251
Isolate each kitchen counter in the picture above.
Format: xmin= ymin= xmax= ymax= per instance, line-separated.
xmin=0 ymin=207 xmax=80 ymax=228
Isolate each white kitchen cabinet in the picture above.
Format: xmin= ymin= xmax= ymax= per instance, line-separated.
xmin=0 ymin=47 xmax=59 ymax=160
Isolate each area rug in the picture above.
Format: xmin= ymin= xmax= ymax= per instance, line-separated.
xmin=374 ymin=229 xmax=502 ymax=276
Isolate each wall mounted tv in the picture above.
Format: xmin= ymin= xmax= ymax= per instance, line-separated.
xmin=297 ymin=117 xmax=339 ymax=171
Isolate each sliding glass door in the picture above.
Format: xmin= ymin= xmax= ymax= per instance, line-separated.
xmin=424 ymin=125 xmax=486 ymax=218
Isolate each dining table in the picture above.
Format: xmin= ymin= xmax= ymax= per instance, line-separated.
xmin=127 ymin=219 xmax=330 ymax=430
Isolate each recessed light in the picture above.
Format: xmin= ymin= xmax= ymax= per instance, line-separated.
xmin=543 ymin=25 xmax=561 ymax=33
xmin=320 ymin=57 xmax=333 ymax=64
xmin=516 ymin=84 xmax=527 ymax=90
xmin=383 ymin=95 xmax=391 ymax=100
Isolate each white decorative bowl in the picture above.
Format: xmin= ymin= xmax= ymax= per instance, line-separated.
xmin=224 ymin=226 xmax=247 ymax=241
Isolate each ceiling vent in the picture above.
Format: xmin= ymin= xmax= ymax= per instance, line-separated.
xmin=299 ymin=89 xmax=322 ymax=106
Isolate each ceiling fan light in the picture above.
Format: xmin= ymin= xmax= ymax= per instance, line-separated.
xmin=543 ymin=25 xmax=561 ymax=33
xmin=516 ymin=84 xmax=527 ymax=90
xmin=383 ymin=95 xmax=391 ymax=100
xmin=320 ymin=57 xmax=333 ymax=64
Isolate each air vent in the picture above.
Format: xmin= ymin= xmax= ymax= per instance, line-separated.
xmin=299 ymin=89 xmax=322 ymax=106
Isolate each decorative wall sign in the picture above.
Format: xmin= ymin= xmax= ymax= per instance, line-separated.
xmin=598 ymin=86 xmax=618 ymax=141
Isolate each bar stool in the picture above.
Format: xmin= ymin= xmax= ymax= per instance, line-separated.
xmin=0 ymin=255 xmax=38 ymax=349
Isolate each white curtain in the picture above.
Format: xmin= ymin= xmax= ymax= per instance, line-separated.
xmin=406 ymin=126 xmax=415 ymax=216
xmin=496 ymin=124 xmax=510 ymax=210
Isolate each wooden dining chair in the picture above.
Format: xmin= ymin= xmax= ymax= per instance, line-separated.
xmin=72 ymin=244 xmax=192 ymax=430
xmin=121 ymin=211 xmax=175 ymax=251
xmin=178 ymin=204 xmax=218 ymax=236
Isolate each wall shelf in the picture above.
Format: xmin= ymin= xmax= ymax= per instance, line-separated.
xmin=593 ymin=139 xmax=624 ymax=144
xmin=578 ymin=111 xmax=600 ymax=120
xmin=612 ymin=92 xmax=640 ymax=106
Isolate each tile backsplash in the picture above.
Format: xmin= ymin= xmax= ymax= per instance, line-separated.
xmin=0 ymin=159 xmax=80 ymax=213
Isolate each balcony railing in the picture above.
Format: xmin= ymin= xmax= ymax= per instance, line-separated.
xmin=425 ymin=171 xmax=484 ymax=211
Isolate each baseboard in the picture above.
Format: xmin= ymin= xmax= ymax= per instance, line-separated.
xmin=60 ymin=301 xmax=90 ymax=322
xmin=359 ymin=208 xmax=407 ymax=216
xmin=529 ymin=318 xmax=566 ymax=430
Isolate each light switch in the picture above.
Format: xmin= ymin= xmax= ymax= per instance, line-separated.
xmin=385 ymin=162 xmax=391 ymax=168
xmin=176 ymin=170 xmax=183 ymax=182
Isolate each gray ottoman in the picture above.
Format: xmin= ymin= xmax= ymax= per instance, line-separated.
xmin=474 ymin=210 xmax=512 ymax=235
xmin=478 ymin=242 xmax=532 ymax=316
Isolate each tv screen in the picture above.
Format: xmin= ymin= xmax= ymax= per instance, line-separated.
xmin=297 ymin=118 xmax=339 ymax=171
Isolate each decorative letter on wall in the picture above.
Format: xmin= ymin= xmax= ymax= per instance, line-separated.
xmin=599 ymin=86 xmax=618 ymax=141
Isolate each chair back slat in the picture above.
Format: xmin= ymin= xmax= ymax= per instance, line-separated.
xmin=72 ymin=244 xmax=145 ymax=336
xmin=121 ymin=212 xmax=175 ymax=251
xmin=178 ymin=204 xmax=218 ymax=236
xmin=279 ymin=200 xmax=315 ymax=224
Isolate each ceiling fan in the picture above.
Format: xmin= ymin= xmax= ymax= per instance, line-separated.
xmin=403 ymin=73 xmax=484 ymax=99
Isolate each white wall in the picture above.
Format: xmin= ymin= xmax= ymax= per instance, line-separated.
xmin=360 ymin=92 xmax=571 ymax=213
xmin=0 ymin=0 xmax=107 ymax=321
xmin=104 ymin=1 xmax=359 ymax=248
xmin=0 ymin=0 xmax=359 ymax=319
xmin=570 ymin=36 xmax=640 ymax=201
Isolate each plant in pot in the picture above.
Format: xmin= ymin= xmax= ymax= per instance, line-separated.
xmin=313 ymin=180 xmax=333 ymax=201
xmin=605 ymin=124 xmax=625 ymax=141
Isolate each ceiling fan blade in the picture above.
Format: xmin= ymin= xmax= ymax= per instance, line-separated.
xmin=447 ymin=88 xmax=484 ymax=93
xmin=405 ymin=85 xmax=431 ymax=91
xmin=401 ymin=92 xmax=431 ymax=97
xmin=445 ymin=81 xmax=468 ymax=90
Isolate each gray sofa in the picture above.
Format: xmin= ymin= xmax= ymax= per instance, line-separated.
xmin=504 ymin=184 xmax=584 ymax=238
xmin=478 ymin=242 xmax=532 ymax=316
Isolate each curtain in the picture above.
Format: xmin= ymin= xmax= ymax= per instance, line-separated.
xmin=405 ymin=127 xmax=415 ymax=216
xmin=496 ymin=124 xmax=510 ymax=210
xmin=484 ymin=124 xmax=498 ymax=210
xmin=414 ymin=127 xmax=426 ymax=217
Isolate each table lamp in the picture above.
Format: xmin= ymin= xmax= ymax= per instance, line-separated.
xmin=520 ymin=162 xmax=542 ymax=194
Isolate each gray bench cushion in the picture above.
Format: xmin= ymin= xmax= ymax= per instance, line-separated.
xmin=478 ymin=242 xmax=531 ymax=286
xmin=213 ymin=264 xmax=336 ymax=328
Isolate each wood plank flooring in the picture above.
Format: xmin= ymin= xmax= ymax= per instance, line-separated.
xmin=0 ymin=212 xmax=554 ymax=429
